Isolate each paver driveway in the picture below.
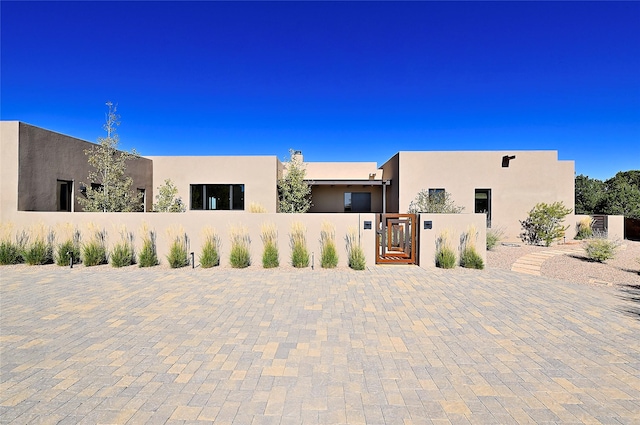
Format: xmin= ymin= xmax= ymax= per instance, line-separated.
xmin=1 ymin=265 xmax=639 ymax=424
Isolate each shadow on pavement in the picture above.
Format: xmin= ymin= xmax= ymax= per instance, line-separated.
xmin=618 ymin=284 xmax=640 ymax=319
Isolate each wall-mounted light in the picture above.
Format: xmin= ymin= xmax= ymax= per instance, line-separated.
xmin=369 ymin=173 xmax=376 ymax=180
xmin=502 ymin=155 xmax=516 ymax=167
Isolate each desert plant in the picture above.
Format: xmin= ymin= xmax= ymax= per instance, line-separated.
xmin=0 ymin=240 xmax=22 ymax=265
xmin=249 ymin=202 xmax=268 ymax=213
xmin=110 ymin=229 xmax=135 ymax=268
xmin=408 ymin=189 xmax=464 ymax=214
xmin=486 ymin=226 xmax=504 ymax=250
xmin=519 ymin=201 xmax=572 ymax=246
xmin=575 ymin=216 xmax=594 ymax=240
xmin=23 ymin=226 xmax=55 ymax=265
xmin=0 ymin=225 xmax=25 ymax=265
xmin=459 ymin=225 xmax=484 ymax=269
xmin=167 ymin=233 xmax=189 ymax=268
xmin=435 ymin=229 xmax=456 ymax=269
xmin=200 ymin=227 xmax=221 ymax=268
xmin=261 ymin=222 xmax=279 ymax=268
xmin=139 ymin=229 xmax=159 ymax=267
xmin=320 ymin=221 xmax=338 ymax=268
xmin=346 ymin=227 xmax=366 ymax=270
xmin=82 ymin=229 xmax=108 ymax=266
xmin=55 ymin=229 xmax=81 ymax=266
xmin=290 ymin=222 xmax=309 ymax=268
xmin=584 ymin=232 xmax=620 ymax=263
xmin=230 ymin=225 xmax=251 ymax=268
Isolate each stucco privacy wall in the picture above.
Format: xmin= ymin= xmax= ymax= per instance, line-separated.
xmin=0 ymin=122 xmax=19 ymax=221
xmin=7 ymin=212 xmax=375 ymax=268
xmin=396 ymin=151 xmax=575 ymax=240
xmin=149 ymin=156 xmax=280 ymax=213
xmin=574 ymin=214 xmax=625 ymax=240
xmin=0 ymin=121 xmax=153 ymax=215
xmin=380 ymin=153 xmax=400 ymax=214
xmin=417 ymin=213 xmax=487 ymax=269
xmin=304 ymin=162 xmax=382 ymax=180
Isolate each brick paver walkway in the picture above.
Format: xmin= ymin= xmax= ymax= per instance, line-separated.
xmin=511 ymin=246 xmax=584 ymax=276
xmin=1 ymin=265 xmax=639 ymax=424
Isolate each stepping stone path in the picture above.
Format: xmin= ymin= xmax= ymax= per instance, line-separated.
xmin=511 ymin=245 xmax=584 ymax=276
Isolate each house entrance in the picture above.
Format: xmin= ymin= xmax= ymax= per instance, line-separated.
xmin=375 ymin=214 xmax=417 ymax=264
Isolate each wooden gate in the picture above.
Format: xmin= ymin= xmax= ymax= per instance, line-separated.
xmin=376 ymin=214 xmax=417 ymax=264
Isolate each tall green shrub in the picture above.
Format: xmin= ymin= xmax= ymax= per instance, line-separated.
xmin=290 ymin=222 xmax=309 ymax=268
xmin=519 ymin=202 xmax=572 ymax=246
xmin=0 ymin=226 xmax=26 ymax=265
xmin=23 ymin=226 xmax=55 ymax=265
xmin=320 ymin=222 xmax=338 ymax=268
xmin=486 ymin=227 xmax=504 ymax=250
xmin=261 ymin=222 xmax=279 ymax=268
xmin=56 ymin=229 xmax=81 ymax=266
xmin=167 ymin=233 xmax=189 ymax=268
xmin=138 ymin=229 xmax=159 ymax=267
xmin=435 ymin=229 xmax=456 ymax=269
xmin=346 ymin=227 xmax=366 ymax=270
xmin=200 ymin=227 xmax=221 ymax=268
xmin=229 ymin=225 xmax=251 ymax=268
xmin=110 ymin=229 xmax=136 ymax=267
xmin=83 ymin=228 xmax=108 ymax=266
xmin=575 ymin=217 xmax=594 ymax=240
xmin=459 ymin=225 xmax=484 ymax=269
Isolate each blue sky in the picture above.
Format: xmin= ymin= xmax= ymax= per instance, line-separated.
xmin=2 ymin=1 xmax=638 ymax=181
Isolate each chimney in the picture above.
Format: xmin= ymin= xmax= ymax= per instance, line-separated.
xmin=292 ymin=150 xmax=303 ymax=163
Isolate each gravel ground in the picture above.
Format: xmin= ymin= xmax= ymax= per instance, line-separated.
xmin=487 ymin=239 xmax=640 ymax=287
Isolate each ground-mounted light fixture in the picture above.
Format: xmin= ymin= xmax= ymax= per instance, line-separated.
xmin=502 ymin=155 xmax=516 ymax=167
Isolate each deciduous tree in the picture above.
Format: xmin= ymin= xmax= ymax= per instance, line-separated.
xmin=407 ymin=190 xmax=464 ymax=214
xmin=78 ymin=102 xmax=142 ymax=212
xmin=278 ymin=150 xmax=312 ymax=213
xmin=153 ymin=179 xmax=185 ymax=212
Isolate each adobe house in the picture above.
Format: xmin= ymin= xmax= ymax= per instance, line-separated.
xmin=2 ymin=120 xmax=593 ymax=242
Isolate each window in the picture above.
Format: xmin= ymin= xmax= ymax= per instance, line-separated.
xmin=57 ymin=180 xmax=72 ymax=212
xmin=475 ymin=189 xmax=491 ymax=227
xmin=344 ymin=192 xmax=371 ymax=213
xmin=428 ymin=188 xmax=445 ymax=199
xmin=190 ymin=184 xmax=244 ymax=210
xmin=137 ymin=188 xmax=146 ymax=212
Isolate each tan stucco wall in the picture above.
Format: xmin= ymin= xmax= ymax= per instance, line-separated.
xmin=0 ymin=122 xmax=20 ymax=221
xmin=304 ymin=162 xmax=382 ymax=180
xmin=380 ymin=153 xmax=400 ymax=214
xmin=6 ymin=212 xmax=376 ymax=268
xmin=309 ymin=185 xmax=383 ymax=213
xmin=149 ymin=156 xmax=280 ymax=213
xmin=395 ymin=151 xmax=575 ymax=240
xmin=1 ymin=122 xmax=153 ymax=217
xmin=417 ymin=213 xmax=487 ymax=269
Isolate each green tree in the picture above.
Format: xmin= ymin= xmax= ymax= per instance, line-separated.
xmin=153 ymin=179 xmax=186 ymax=212
xmin=519 ymin=201 xmax=573 ymax=246
xmin=600 ymin=171 xmax=640 ymax=219
xmin=574 ymin=171 xmax=640 ymax=219
xmin=278 ymin=149 xmax=312 ymax=213
xmin=407 ymin=190 xmax=464 ymax=214
xmin=78 ymin=102 xmax=142 ymax=212
xmin=575 ymin=174 xmax=605 ymax=215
